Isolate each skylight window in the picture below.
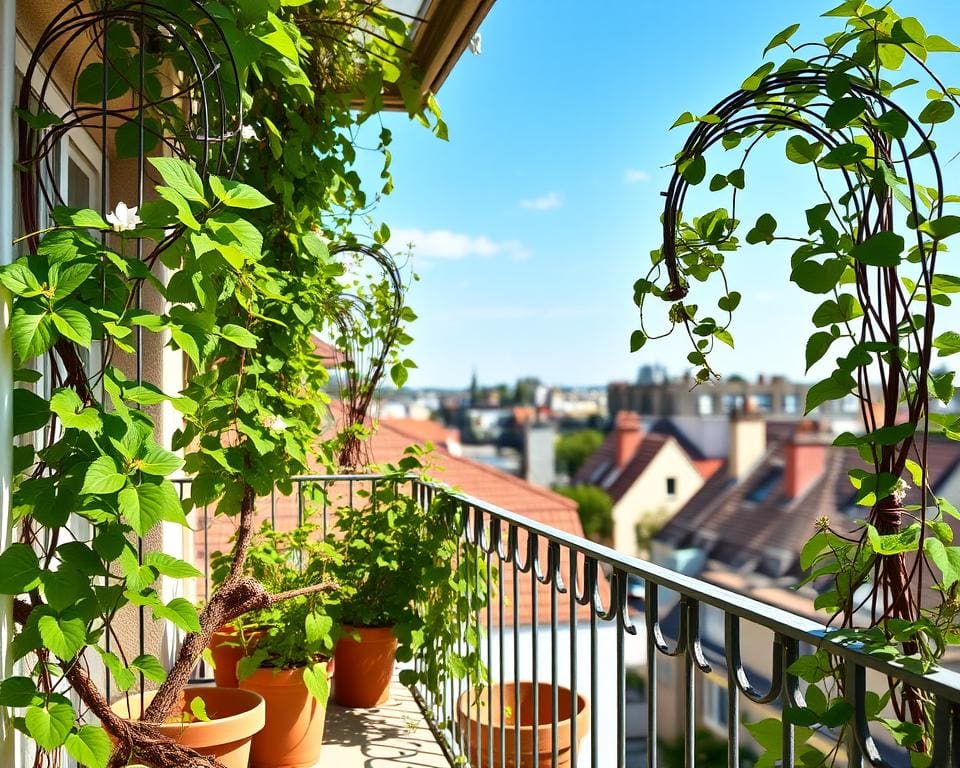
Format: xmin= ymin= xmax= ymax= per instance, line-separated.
xmin=744 ymin=467 xmax=782 ymax=503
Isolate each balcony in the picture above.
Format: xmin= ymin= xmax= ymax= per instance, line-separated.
xmin=174 ymin=475 xmax=960 ymax=768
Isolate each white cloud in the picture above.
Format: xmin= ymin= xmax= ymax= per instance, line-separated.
xmin=624 ymin=168 xmax=650 ymax=184
xmin=390 ymin=228 xmax=531 ymax=262
xmin=519 ymin=191 xmax=562 ymax=211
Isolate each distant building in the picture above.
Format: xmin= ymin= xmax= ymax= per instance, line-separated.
xmin=573 ymin=412 xmax=722 ymax=556
xmin=608 ymin=372 xmax=862 ymax=421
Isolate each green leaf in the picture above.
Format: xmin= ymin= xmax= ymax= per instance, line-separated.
xmin=824 ymin=97 xmax=867 ymax=129
xmin=630 ymin=330 xmax=647 ymax=352
xmin=851 ymin=232 xmax=904 ymax=267
xmin=141 ymin=481 xmax=186 ymax=528
xmin=920 ymin=215 xmax=960 ymax=240
xmin=130 ymin=654 xmax=167 ymax=683
xmin=791 ymin=258 xmax=846 ymax=294
xmin=679 ymin=155 xmax=706 ymax=185
xmin=671 ymin=111 xmax=695 ymax=129
xmin=934 ymin=331 xmax=960 ymax=357
xmin=0 ymin=259 xmax=42 ymax=296
xmin=153 ymin=597 xmax=201 ymax=632
xmin=190 ymin=696 xmax=211 ymax=722
xmin=49 ymin=389 xmax=100 ymax=434
xmin=100 ymin=650 xmax=136 ymax=691
xmin=786 ymin=136 xmax=823 ymax=165
xmin=209 ymin=176 xmax=273 ymax=209
xmin=924 ymin=538 xmax=960 ymax=587
xmin=805 ymin=332 xmax=835 ymax=372
xmin=874 ymin=110 xmax=909 ymax=140
xmin=76 ymin=62 xmax=128 ymax=103
xmin=25 ymin=702 xmax=75 ymax=750
xmin=64 ymin=725 xmax=112 ymax=768
xmin=302 ymin=663 xmax=330 ymax=705
xmin=115 ymin=118 xmax=161 ymax=160
xmin=713 ymin=329 xmax=734 ymax=348
xmin=812 ymin=294 xmax=862 ymax=326
xmin=38 ymin=614 xmax=87 ymax=659
xmin=0 ymin=544 xmax=41 ymax=594
xmin=819 ymin=142 xmax=867 ymax=168
xmin=81 ymin=457 xmax=126 ymax=495
xmin=143 ymin=552 xmax=201 ymax=579
xmin=10 ymin=304 xmax=54 ymax=361
xmin=220 ymin=324 xmax=259 ymax=349
xmin=138 ymin=443 xmax=183 ymax=476
xmin=51 ymin=307 xmax=93 ymax=347
xmin=156 ymin=186 xmax=201 ymax=231
xmin=718 ymin=291 xmax=741 ymax=312
xmin=918 ymin=100 xmax=955 ymax=125
xmin=148 ymin=157 xmax=206 ymax=204
xmin=0 ymin=676 xmax=40 ymax=707
xmin=764 ymin=23 xmax=800 ymax=55
xmin=926 ymin=34 xmax=960 ymax=53
xmin=390 ymin=362 xmax=408 ymax=389
xmin=867 ymin=422 xmax=915 ymax=446
xmin=868 ymin=523 xmax=921 ymax=555
xmin=51 ymin=207 xmax=110 ymax=230
xmin=805 ymin=372 xmax=854 ymax=413
xmin=746 ymin=213 xmax=777 ymax=244
xmin=13 ymin=388 xmax=49 ymax=435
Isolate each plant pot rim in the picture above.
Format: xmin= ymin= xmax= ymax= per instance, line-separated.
xmin=342 ymin=624 xmax=396 ymax=636
xmin=110 ymin=686 xmax=266 ymax=738
xmin=243 ymin=658 xmax=334 ymax=684
xmin=456 ymin=682 xmax=589 ymax=733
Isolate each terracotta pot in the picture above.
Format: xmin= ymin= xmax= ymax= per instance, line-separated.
xmin=110 ymin=686 xmax=265 ymax=768
xmin=332 ymin=625 xmax=398 ymax=707
xmin=209 ymin=625 xmax=265 ymax=688
xmin=239 ymin=660 xmax=335 ymax=768
xmin=456 ymin=682 xmax=590 ymax=768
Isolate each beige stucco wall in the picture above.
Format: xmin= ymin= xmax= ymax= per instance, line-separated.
xmin=612 ymin=439 xmax=705 ymax=556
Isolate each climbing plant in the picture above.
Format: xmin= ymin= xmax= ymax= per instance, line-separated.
xmin=0 ymin=2 xmax=441 ymax=767
xmin=635 ymin=2 xmax=960 ymax=763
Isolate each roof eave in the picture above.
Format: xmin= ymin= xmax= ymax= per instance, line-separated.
xmin=378 ymin=0 xmax=495 ymax=110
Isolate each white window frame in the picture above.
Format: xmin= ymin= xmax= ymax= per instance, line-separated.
xmin=702 ymin=676 xmax=729 ymax=733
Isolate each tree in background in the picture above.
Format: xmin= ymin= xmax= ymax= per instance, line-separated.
xmin=557 ymin=485 xmax=614 ymax=542
xmin=555 ymin=429 xmax=605 ymax=478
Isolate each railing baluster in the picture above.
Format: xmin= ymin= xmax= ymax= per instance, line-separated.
xmin=568 ymin=549 xmax=579 ymax=768
xmin=531 ymin=534 xmax=539 ymax=768
xmin=589 ymin=558 xmax=599 ymax=768
xmin=616 ymin=570 xmax=626 ymax=768
xmin=725 ymin=613 xmax=740 ymax=768
xmin=550 ymin=546 xmax=559 ymax=768
xmin=646 ymin=583 xmax=659 ymax=768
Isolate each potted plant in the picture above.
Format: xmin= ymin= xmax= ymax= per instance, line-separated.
xmin=110 ymin=687 xmax=265 ymax=768
xmin=330 ymin=479 xmax=427 ymax=707
xmin=456 ymin=682 xmax=589 ymax=768
xmin=212 ymin=521 xmax=339 ymax=768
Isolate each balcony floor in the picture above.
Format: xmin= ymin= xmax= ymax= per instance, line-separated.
xmin=321 ymin=679 xmax=449 ymax=767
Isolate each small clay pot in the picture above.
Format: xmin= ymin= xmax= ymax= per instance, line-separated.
xmin=209 ymin=625 xmax=265 ymax=688
xmin=456 ymin=682 xmax=590 ymax=768
xmin=239 ymin=660 xmax=335 ymax=768
xmin=110 ymin=686 xmax=265 ymax=768
xmin=332 ymin=625 xmax=398 ymax=707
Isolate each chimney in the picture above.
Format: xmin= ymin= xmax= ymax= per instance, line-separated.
xmin=784 ymin=421 xmax=827 ymax=499
xmin=728 ymin=407 xmax=766 ymax=480
xmin=614 ymin=411 xmax=643 ymax=468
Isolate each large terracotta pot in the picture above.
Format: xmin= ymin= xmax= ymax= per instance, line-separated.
xmin=239 ymin=660 xmax=335 ymax=768
xmin=209 ymin=625 xmax=265 ymax=688
xmin=332 ymin=625 xmax=398 ymax=707
xmin=110 ymin=686 xmax=265 ymax=768
xmin=456 ymin=682 xmax=589 ymax=768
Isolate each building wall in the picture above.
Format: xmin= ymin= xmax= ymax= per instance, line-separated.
xmin=612 ymin=439 xmax=705 ymax=556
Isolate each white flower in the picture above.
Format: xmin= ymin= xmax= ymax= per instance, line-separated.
xmin=241 ymin=124 xmax=259 ymax=141
xmin=269 ymin=416 xmax=287 ymax=431
xmin=106 ymin=202 xmax=141 ymax=233
xmin=469 ymin=33 xmax=482 ymax=55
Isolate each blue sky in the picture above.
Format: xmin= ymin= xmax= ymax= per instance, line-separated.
xmin=356 ymin=0 xmax=960 ymax=390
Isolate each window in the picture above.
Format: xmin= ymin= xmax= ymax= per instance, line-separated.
xmin=744 ymin=467 xmax=782 ymax=503
xmin=666 ymin=477 xmax=677 ymax=497
xmin=701 ymin=605 xmax=724 ymax=646
xmin=702 ymin=677 xmax=729 ymax=732
xmin=751 ymin=393 xmax=773 ymax=412
xmin=783 ymin=394 xmax=799 ymax=414
xmin=697 ymin=393 xmax=713 ymax=415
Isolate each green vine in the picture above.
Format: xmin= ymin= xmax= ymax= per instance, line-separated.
xmin=636 ymin=2 xmax=960 ymax=764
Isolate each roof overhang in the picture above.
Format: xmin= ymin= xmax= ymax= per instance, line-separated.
xmin=381 ymin=0 xmax=495 ymax=109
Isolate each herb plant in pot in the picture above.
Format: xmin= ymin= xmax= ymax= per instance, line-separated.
xmin=331 ymin=480 xmax=431 ymax=708
xmin=213 ymin=521 xmax=339 ymax=768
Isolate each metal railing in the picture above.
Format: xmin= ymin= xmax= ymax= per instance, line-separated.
xmin=180 ymin=475 xmax=960 ymax=768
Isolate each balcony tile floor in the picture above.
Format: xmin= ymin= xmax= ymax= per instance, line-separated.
xmin=320 ymin=680 xmax=449 ymax=767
